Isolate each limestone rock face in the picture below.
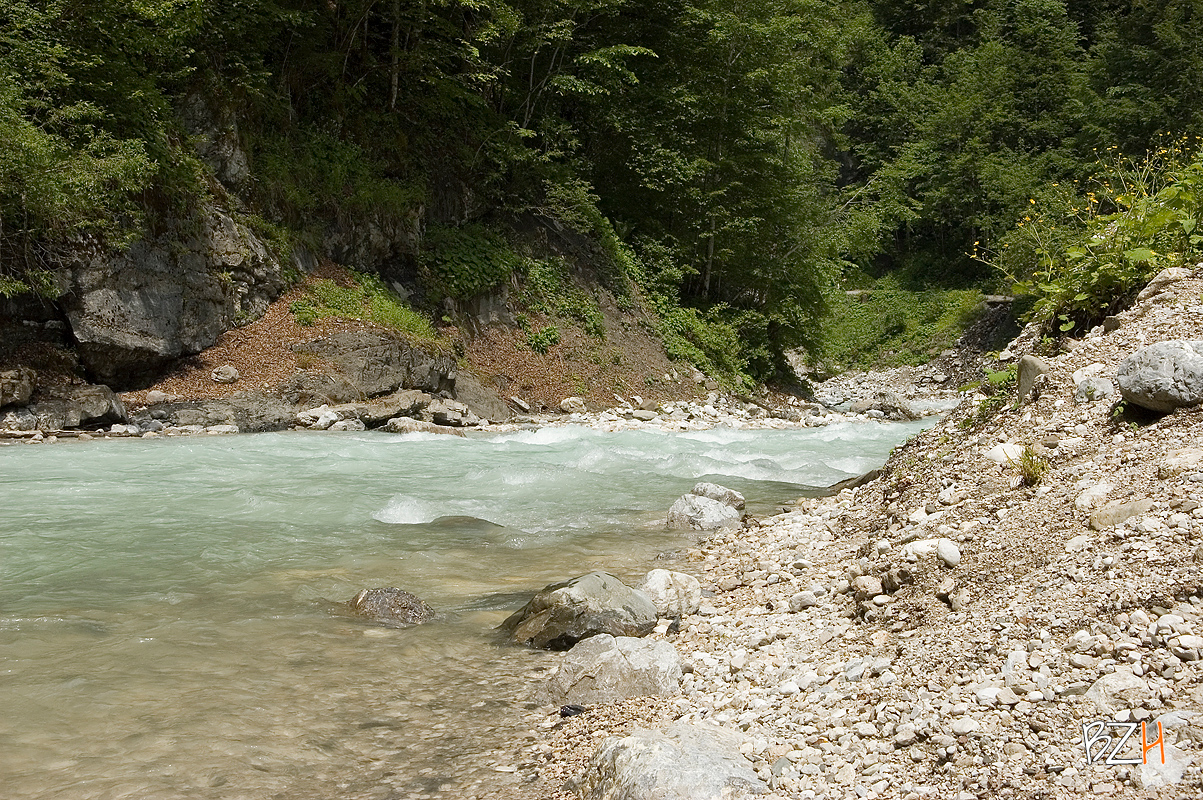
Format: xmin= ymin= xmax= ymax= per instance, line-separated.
xmin=61 ymin=210 xmax=288 ymax=387
xmin=0 ymin=368 xmax=35 ymax=408
xmin=289 ymin=330 xmax=456 ymax=400
xmin=568 ymin=721 xmax=767 ymax=800
xmin=543 ymin=634 xmax=683 ymax=705
xmin=1117 ymin=340 xmax=1203 ymax=412
xmin=347 ymin=588 xmax=434 ymax=627
xmin=501 ymin=571 xmax=658 ymax=650
xmin=641 ymin=569 xmax=702 ymax=617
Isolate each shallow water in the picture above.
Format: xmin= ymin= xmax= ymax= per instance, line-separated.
xmin=0 ymin=421 xmax=927 ymax=799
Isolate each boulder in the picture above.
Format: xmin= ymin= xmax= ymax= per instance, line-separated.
xmin=500 ymin=572 xmax=658 ymax=650
xmin=690 ymin=482 xmax=745 ymax=510
xmin=561 ymin=396 xmax=588 ymax=414
xmin=211 ymin=364 xmax=239 ymax=383
xmin=66 ymin=385 xmax=127 ymax=425
xmin=383 ymin=416 xmax=466 ymax=436
xmin=1074 ymin=376 xmax=1115 ymax=403
xmin=347 ymin=587 xmax=434 ymax=627
xmin=1117 ymin=340 xmax=1203 ymax=413
xmin=1090 ymin=498 xmax=1155 ymax=530
xmin=1159 ymin=448 xmax=1203 ymax=480
xmin=1017 ymin=354 xmax=1049 ymax=401
xmin=1137 ymin=266 xmax=1193 ymax=301
xmin=542 ymin=634 xmax=683 ymax=705
xmin=288 ymin=329 xmax=456 ymax=400
xmin=641 ymin=569 xmax=702 ymax=617
xmin=138 ymin=393 xmax=294 ymax=433
xmin=666 ymin=494 xmax=741 ymax=530
xmin=1085 ymin=666 xmax=1152 ymax=715
xmin=423 ymin=397 xmax=481 ymax=427
xmin=29 ymin=400 xmax=81 ymax=431
xmin=61 ymin=209 xmax=287 ymax=387
xmin=1 ymin=407 xmax=37 ymax=431
xmin=0 ymin=367 xmax=35 ymax=408
xmin=568 ymin=722 xmax=767 ymax=800
xmin=849 ymin=391 xmax=918 ymax=420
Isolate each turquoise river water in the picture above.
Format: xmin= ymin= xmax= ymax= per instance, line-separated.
xmin=0 ymin=421 xmax=928 ymax=800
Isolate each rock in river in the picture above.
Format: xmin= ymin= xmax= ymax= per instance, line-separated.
xmin=347 ymin=588 xmax=435 ymax=627
xmin=542 ymin=634 xmax=683 ymax=705
xmin=568 ymin=721 xmax=767 ymax=800
xmin=500 ymin=571 xmax=658 ymax=650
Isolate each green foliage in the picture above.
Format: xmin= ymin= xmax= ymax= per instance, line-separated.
xmin=520 ymin=256 xmax=605 ymax=337
xmin=288 ymin=271 xmax=441 ymax=345
xmin=989 ymin=140 xmax=1203 ymax=333
xmin=1016 ymin=445 xmax=1049 ymax=487
xmin=526 ymin=325 xmax=561 ymax=353
xmin=820 ymin=273 xmax=987 ymax=369
xmin=421 ymin=224 xmax=522 ymax=300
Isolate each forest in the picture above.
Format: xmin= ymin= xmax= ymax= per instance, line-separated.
xmin=1 ymin=0 xmax=1201 ymax=383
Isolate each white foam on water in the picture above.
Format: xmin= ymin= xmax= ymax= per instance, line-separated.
xmin=372 ymin=495 xmax=441 ymax=524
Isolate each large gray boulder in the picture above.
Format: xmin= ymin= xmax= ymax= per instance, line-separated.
xmin=62 ymin=210 xmax=288 ymax=387
xmin=289 ymin=329 xmax=456 ymax=399
xmin=543 ymin=634 xmax=682 ymax=705
xmin=667 ymin=483 xmax=744 ymax=530
xmin=347 ymin=588 xmax=434 ymax=627
xmin=568 ymin=722 xmax=767 ymax=800
xmin=1117 ymin=340 xmax=1203 ymax=412
xmin=66 ymin=385 xmax=127 ymax=425
xmin=501 ymin=572 xmax=658 ymax=650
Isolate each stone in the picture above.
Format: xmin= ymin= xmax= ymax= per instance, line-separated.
xmin=347 ymin=587 xmax=434 ymax=627
xmin=543 ymin=634 xmax=682 ymax=705
xmin=382 ymin=416 xmax=466 ymax=436
xmin=500 ymin=571 xmax=658 ymax=650
xmin=328 ymin=419 xmax=366 ymax=432
xmin=1117 ymin=340 xmax=1203 ymax=413
xmin=1075 ymin=483 xmax=1113 ymax=511
xmin=1089 ymin=499 xmax=1155 ymax=530
xmin=62 ymin=209 xmax=287 ymax=386
xmin=641 ymin=569 xmax=702 ymax=617
xmin=666 ymin=494 xmax=741 ymax=531
xmin=984 ymin=443 xmax=1025 ymax=465
xmin=631 ymin=410 xmax=658 ymax=421
xmin=1 ymin=408 xmax=37 ymax=431
xmin=508 ymin=396 xmax=531 ymax=413
xmin=29 ymin=400 xmax=81 ymax=431
xmin=424 ymin=397 xmax=480 ymax=427
xmin=210 ymin=364 xmax=239 ymax=383
xmin=65 ymin=385 xmax=127 ymax=425
xmin=1075 ymin=377 xmax=1115 ymax=403
xmin=789 ymin=591 xmax=819 ymax=612
xmin=1136 ymin=266 xmax=1193 ymax=301
xmin=0 ymin=367 xmax=35 ymax=408
xmin=689 ymin=482 xmax=745 ymax=510
xmin=285 ymin=329 xmax=456 ymax=403
xmin=1085 ymin=666 xmax=1152 ymax=715
xmin=1158 ymin=448 xmax=1203 ymax=480
xmin=568 ymin=722 xmax=766 ymax=800
xmin=1017 ymin=354 xmax=1049 ymax=401
xmin=561 ymin=396 xmax=588 ymax=414
xmin=851 ymin=575 xmax=883 ymax=601
xmin=936 ymin=538 xmax=961 ymax=568
xmin=146 ymin=389 xmax=170 ymax=404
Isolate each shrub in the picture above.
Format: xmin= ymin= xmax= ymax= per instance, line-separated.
xmin=287 ymin=270 xmax=441 ymax=344
xmin=421 ymin=224 xmax=521 ymax=300
xmin=526 ymin=325 xmax=560 ymax=353
xmin=989 ymin=139 xmax=1203 ymax=334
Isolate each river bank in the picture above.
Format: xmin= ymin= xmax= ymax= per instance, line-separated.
xmin=518 ymin=269 xmax=1203 ymax=799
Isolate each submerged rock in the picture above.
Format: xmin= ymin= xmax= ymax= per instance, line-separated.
xmin=501 ymin=571 xmax=658 ymax=650
xmin=347 ymin=588 xmax=435 ymax=627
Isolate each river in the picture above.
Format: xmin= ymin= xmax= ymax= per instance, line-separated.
xmin=0 ymin=421 xmax=928 ymax=799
